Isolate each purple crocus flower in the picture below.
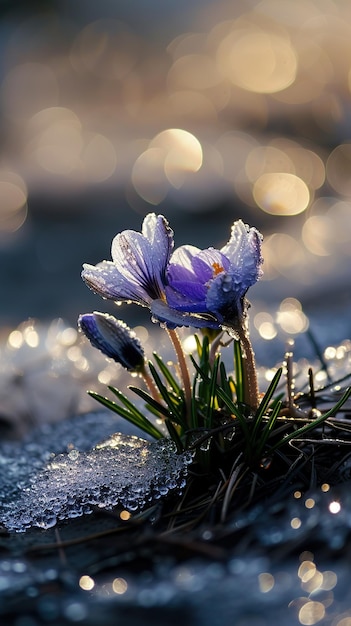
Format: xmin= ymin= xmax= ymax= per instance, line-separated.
xmin=81 ymin=213 xmax=174 ymax=307
xmin=78 ymin=312 xmax=145 ymax=372
xmin=151 ymin=220 xmax=263 ymax=331
xmin=82 ymin=212 xmax=219 ymax=329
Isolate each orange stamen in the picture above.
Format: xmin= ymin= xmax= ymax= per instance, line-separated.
xmin=212 ymin=262 xmax=224 ymax=276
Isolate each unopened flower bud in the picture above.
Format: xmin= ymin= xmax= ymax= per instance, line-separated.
xmin=78 ymin=312 xmax=145 ymax=372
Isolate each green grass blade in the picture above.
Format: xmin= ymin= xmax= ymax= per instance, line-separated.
xmin=215 ymin=386 xmax=250 ymax=439
xmin=205 ymin=355 xmax=220 ymax=428
xmin=219 ymin=361 xmax=233 ymax=401
xmin=251 ymin=368 xmax=283 ymax=443
xmin=190 ymin=376 xmax=199 ymax=430
xmin=195 ymin=334 xmax=209 ymax=365
xmin=108 ymin=385 xmax=159 ymax=426
xmin=88 ymin=391 xmax=163 ymax=440
xmin=129 ymin=387 xmax=183 ymax=426
xmin=270 ymin=386 xmax=351 ymax=452
xmin=152 ymin=353 xmax=181 ymax=395
xmin=129 ymin=386 xmax=172 ymax=420
xmin=148 ymin=362 xmax=185 ymax=426
xmin=189 ymin=355 xmax=211 ymax=382
xmin=255 ymin=400 xmax=283 ymax=460
xmin=164 ymin=419 xmax=183 ymax=452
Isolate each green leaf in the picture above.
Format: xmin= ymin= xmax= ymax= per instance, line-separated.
xmin=215 ymin=386 xmax=250 ymax=439
xmin=88 ymin=391 xmax=163 ymax=440
xmin=255 ymin=400 xmax=283 ymax=459
xmin=164 ymin=419 xmax=183 ymax=452
xmin=148 ymin=362 xmax=185 ymax=426
xmin=152 ymin=352 xmax=181 ymax=395
xmin=205 ymin=355 xmax=220 ymax=428
xmin=129 ymin=386 xmax=171 ymax=420
xmin=251 ymin=367 xmax=283 ymax=443
xmin=108 ymin=386 xmax=160 ymax=429
xmin=270 ymin=386 xmax=351 ymax=452
xmin=219 ymin=361 xmax=233 ymax=401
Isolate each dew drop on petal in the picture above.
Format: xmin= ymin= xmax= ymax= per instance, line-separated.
xmin=221 ymin=275 xmax=232 ymax=293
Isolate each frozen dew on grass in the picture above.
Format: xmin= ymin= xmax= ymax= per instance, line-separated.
xmin=0 ymin=413 xmax=193 ymax=533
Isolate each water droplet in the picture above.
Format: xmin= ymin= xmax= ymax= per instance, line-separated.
xmin=221 ymin=275 xmax=232 ymax=293
xmin=68 ymin=449 xmax=79 ymax=461
xmin=0 ymin=416 xmax=193 ymax=532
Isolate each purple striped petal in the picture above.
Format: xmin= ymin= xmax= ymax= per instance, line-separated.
xmin=82 ymin=214 xmax=173 ymax=307
xmin=164 ymin=220 xmax=263 ymax=328
xmin=221 ymin=220 xmax=263 ymax=289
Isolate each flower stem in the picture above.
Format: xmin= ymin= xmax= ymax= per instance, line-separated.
xmin=209 ymin=331 xmax=224 ymax=366
xmin=167 ymin=328 xmax=192 ymax=425
xmin=141 ymin=365 xmax=163 ymax=404
xmin=236 ymin=326 xmax=259 ymax=410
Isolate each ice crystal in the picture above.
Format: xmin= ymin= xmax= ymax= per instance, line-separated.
xmin=0 ymin=413 xmax=192 ymax=532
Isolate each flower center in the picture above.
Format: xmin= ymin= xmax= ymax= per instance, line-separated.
xmin=212 ymin=262 xmax=225 ymax=276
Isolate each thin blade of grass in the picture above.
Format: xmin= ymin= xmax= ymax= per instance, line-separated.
xmin=215 ymin=386 xmax=250 ymax=439
xmin=191 ymin=376 xmax=199 ymax=430
xmin=270 ymin=386 xmax=351 ymax=452
xmin=255 ymin=400 xmax=283 ymax=459
xmin=205 ymin=355 xmax=220 ymax=428
xmin=88 ymin=391 xmax=163 ymax=439
xmin=164 ymin=419 xmax=183 ymax=452
xmin=219 ymin=361 xmax=233 ymax=400
xmin=251 ymin=368 xmax=283 ymax=443
xmin=129 ymin=386 xmax=171 ymax=420
xmin=152 ymin=353 xmax=181 ymax=395
xmin=148 ymin=362 xmax=185 ymax=425
xmin=129 ymin=387 xmax=183 ymax=426
xmin=189 ymin=355 xmax=211 ymax=382
xmin=108 ymin=385 xmax=160 ymax=427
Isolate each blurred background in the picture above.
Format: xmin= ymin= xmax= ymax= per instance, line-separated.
xmin=0 ymin=0 xmax=351 ymax=361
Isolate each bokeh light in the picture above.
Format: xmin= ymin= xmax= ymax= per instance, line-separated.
xmin=0 ymin=171 xmax=28 ymax=233
xmin=277 ymin=298 xmax=309 ymax=335
xmin=327 ymin=144 xmax=351 ymax=196
xmin=216 ymin=27 xmax=297 ymax=94
xmin=253 ymin=172 xmax=310 ymax=216
xmin=131 ymin=128 xmax=202 ymax=202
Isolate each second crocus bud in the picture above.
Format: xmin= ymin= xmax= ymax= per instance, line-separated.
xmin=78 ymin=312 xmax=145 ymax=372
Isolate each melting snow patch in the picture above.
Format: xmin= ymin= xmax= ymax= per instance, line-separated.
xmin=0 ymin=413 xmax=193 ymax=532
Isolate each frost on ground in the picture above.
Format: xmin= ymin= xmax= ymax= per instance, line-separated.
xmin=0 ymin=412 xmax=193 ymax=533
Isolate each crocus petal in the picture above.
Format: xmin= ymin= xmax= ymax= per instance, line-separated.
xmin=151 ymin=300 xmax=219 ymax=330
xmin=164 ymin=220 xmax=263 ymax=329
xmin=82 ymin=261 xmax=152 ymax=306
xmin=206 ymin=273 xmax=244 ymax=327
xmin=82 ymin=213 xmax=174 ymax=308
xmin=169 ymin=245 xmax=201 ymax=273
xmin=221 ymin=220 xmax=263 ymax=288
xmin=166 ymin=247 xmax=231 ymax=312
xmin=168 ymin=246 xmax=229 ymax=284
xmin=78 ymin=312 xmax=145 ymax=372
xmin=191 ymin=248 xmax=231 ymax=282
xmin=111 ymin=214 xmax=173 ymax=302
xmin=165 ymin=283 xmax=208 ymax=311
xmin=142 ymin=212 xmax=174 ymax=269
